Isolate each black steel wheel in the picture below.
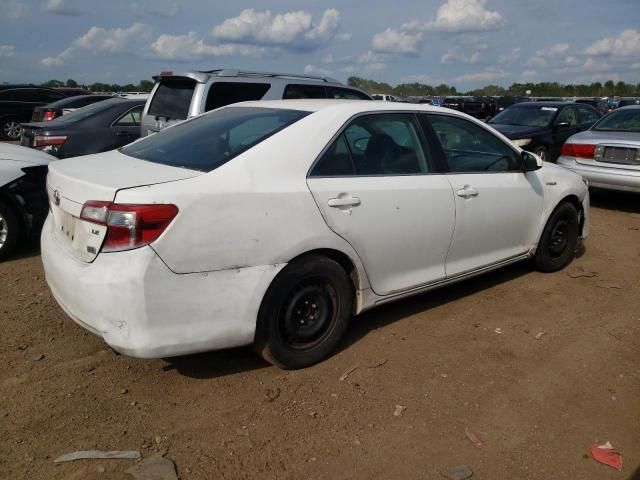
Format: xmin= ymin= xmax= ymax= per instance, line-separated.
xmin=533 ymin=201 xmax=579 ymax=272
xmin=254 ymin=255 xmax=353 ymax=369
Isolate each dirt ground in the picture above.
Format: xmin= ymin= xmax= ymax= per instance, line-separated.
xmin=1 ymin=189 xmax=639 ymax=480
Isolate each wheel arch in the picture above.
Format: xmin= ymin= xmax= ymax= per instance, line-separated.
xmin=0 ymin=189 xmax=29 ymax=239
xmin=559 ymin=194 xmax=585 ymax=236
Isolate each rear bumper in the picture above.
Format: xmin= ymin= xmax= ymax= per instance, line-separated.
xmin=557 ymin=156 xmax=640 ymax=193
xmin=41 ymin=215 xmax=284 ymax=358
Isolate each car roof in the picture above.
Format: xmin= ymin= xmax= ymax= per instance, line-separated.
xmin=512 ymin=101 xmax=575 ymax=108
xmin=616 ymin=105 xmax=640 ymax=110
xmin=227 ymin=99 xmax=463 ymax=115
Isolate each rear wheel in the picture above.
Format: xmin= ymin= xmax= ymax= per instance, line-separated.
xmin=254 ymin=255 xmax=353 ymax=369
xmin=0 ymin=201 xmax=20 ymax=261
xmin=0 ymin=117 xmax=23 ymax=140
xmin=533 ymin=201 xmax=579 ymax=272
xmin=533 ymin=146 xmax=549 ymax=163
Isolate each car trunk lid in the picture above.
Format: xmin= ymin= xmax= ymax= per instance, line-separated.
xmin=46 ymin=150 xmax=202 ymax=262
xmin=572 ymin=131 xmax=640 ymax=171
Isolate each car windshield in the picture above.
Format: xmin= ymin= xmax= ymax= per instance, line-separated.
xmin=488 ymin=105 xmax=558 ymax=127
xmin=44 ymin=100 xmax=120 ymax=126
xmin=121 ymin=107 xmax=310 ymax=172
xmin=592 ymin=109 xmax=640 ymax=132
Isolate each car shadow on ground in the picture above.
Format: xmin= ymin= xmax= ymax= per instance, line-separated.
xmin=166 ymin=261 xmax=532 ymax=379
xmin=8 ymin=238 xmax=41 ymax=261
xmin=590 ymin=188 xmax=640 ymax=213
xmin=337 ymin=262 xmax=531 ymax=355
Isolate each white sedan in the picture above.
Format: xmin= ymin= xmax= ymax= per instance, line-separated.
xmin=41 ymin=100 xmax=589 ymax=369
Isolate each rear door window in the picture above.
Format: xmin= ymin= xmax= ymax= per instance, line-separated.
xmin=113 ymin=106 xmax=143 ymax=126
xmin=326 ymin=87 xmax=371 ymax=100
xmin=283 ymin=84 xmax=327 ymax=99
xmin=577 ymin=106 xmax=600 ymax=126
xmin=121 ymin=107 xmax=309 ymax=172
xmin=205 ymin=82 xmax=271 ymax=112
xmin=148 ymin=78 xmax=196 ymax=120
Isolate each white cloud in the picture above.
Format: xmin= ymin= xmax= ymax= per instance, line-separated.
xmin=211 ymin=8 xmax=344 ymax=52
xmin=42 ymin=0 xmax=81 ymax=15
xmin=585 ymin=29 xmax=640 ymax=57
xmin=303 ymin=64 xmax=332 ymax=76
xmin=455 ymin=67 xmax=509 ymax=82
xmin=0 ymin=0 xmax=25 ymax=20
xmin=371 ymin=0 xmax=504 ymax=56
xmin=426 ymin=0 xmax=506 ymax=32
xmin=322 ymin=53 xmax=334 ymax=64
xmin=334 ymin=51 xmax=389 ymax=73
xmin=499 ymin=47 xmax=521 ymax=64
xmin=583 ymin=58 xmax=611 ymax=72
xmin=41 ymin=23 xmax=151 ymax=66
xmin=149 ymin=32 xmax=264 ymax=60
xmin=536 ymin=42 xmax=570 ymax=57
xmin=440 ymin=49 xmax=481 ymax=64
xmin=372 ymin=28 xmax=422 ymax=55
xmin=525 ymin=43 xmax=573 ymax=68
xmin=0 ymin=45 xmax=15 ymax=57
xmin=520 ymin=70 xmax=537 ymax=80
xmin=632 ymin=62 xmax=640 ymax=70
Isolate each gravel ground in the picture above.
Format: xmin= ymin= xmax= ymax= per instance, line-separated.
xmin=1 ymin=189 xmax=639 ymax=480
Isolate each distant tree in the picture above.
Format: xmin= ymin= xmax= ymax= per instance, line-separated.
xmin=138 ymin=79 xmax=154 ymax=92
xmin=65 ymin=78 xmax=78 ymax=88
xmin=42 ymin=79 xmax=64 ymax=88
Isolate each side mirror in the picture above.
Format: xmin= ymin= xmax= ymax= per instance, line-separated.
xmin=522 ymin=151 xmax=542 ymax=171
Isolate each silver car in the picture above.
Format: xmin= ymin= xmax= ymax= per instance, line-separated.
xmin=558 ymin=106 xmax=640 ymax=192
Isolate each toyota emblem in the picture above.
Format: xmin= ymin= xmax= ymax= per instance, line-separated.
xmin=53 ymin=189 xmax=61 ymax=206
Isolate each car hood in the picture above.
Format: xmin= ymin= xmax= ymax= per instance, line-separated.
xmin=488 ymin=123 xmax=548 ymax=139
xmin=567 ymin=129 xmax=640 ymax=147
xmin=0 ymin=143 xmax=55 ymax=166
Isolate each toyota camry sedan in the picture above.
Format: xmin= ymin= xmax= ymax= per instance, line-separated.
xmin=42 ymin=100 xmax=590 ymax=369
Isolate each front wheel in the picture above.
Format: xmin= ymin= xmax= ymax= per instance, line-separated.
xmin=0 ymin=117 xmax=23 ymax=141
xmin=254 ymin=255 xmax=353 ymax=369
xmin=533 ymin=201 xmax=579 ymax=272
xmin=0 ymin=201 xmax=20 ymax=261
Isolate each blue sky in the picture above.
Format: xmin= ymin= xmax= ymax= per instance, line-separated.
xmin=0 ymin=0 xmax=639 ymax=89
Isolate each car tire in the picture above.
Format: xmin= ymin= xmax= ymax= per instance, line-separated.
xmin=0 ymin=200 xmax=20 ymax=261
xmin=0 ymin=117 xmax=23 ymax=141
xmin=254 ymin=255 xmax=353 ymax=369
xmin=533 ymin=146 xmax=549 ymax=163
xmin=533 ymin=201 xmax=579 ymax=273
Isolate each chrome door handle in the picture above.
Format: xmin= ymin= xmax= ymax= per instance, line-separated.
xmin=327 ymin=196 xmax=361 ymax=208
xmin=456 ymin=186 xmax=479 ymax=198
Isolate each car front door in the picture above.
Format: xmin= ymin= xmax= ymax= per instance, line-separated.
xmin=551 ymin=106 xmax=582 ymax=159
xmin=425 ymin=113 xmax=544 ymax=276
xmin=307 ymin=113 xmax=456 ymax=296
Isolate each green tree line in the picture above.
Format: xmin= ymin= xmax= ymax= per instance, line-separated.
xmin=347 ymin=76 xmax=640 ymax=97
xmin=41 ymin=78 xmax=155 ymax=93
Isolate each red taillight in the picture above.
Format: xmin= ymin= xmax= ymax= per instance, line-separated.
xmin=33 ymin=135 xmax=67 ymax=148
xmin=561 ymin=143 xmax=596 ymax=159
xmin=43 ymin=111 xmax=57 ymax=121
xmin=80 ymin=201 xmax=178 ymax=253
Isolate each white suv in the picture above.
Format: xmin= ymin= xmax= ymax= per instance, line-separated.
xmin=140 ymin=69 xmax=371 ymax=136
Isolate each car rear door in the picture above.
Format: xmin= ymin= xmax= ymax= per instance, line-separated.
xmin=307 ymin=112 xmax=455 ymax=296
xmin=110 ymin=105 xmax=143 ymax=148
xmin=425 ymin=113 xmax=543 ymax=276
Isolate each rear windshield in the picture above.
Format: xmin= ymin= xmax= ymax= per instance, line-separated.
xmin=488 ymin=105 xmax=557 ymax=127
xmin=592 ymin=109 xmax=640 ymax=132
xmin=44 ymin=100 xmax=120 ymax=125
xmin=121 ymin=107 xmax=310 ymax=172
xmin=148 ymin=78 xmax=196 ymax=120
